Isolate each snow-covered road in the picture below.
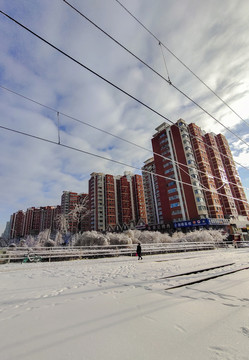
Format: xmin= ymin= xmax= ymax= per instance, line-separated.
xmin=1 ymin=248 xmax=249 ymax=360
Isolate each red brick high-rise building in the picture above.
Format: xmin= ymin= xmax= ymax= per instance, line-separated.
xmin=10 ymin=205 xmax=61 ymax=238
xmin=147 ymin=119 xmax=249 ymax=229
xmin=151 ymin=120 xmax=209 ymax=226
xmin=215 ymin=133 xmax=249 ymax=217
xmin=61 ymin=191 xmax=89 ymax=233
xmin=89 ymin=172 xmax=147 ymax=232
xmin=189 ymin=123 xmax=225 ymax=219
xmin=142 ymin=158 xmax=160 ymax=226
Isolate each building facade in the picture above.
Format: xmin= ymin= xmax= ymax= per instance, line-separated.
xmin=60 ymin=191 xmax=90 ymax=233
xmin=142 ymin=158 xmax=160 ymax=226
xmin=89 ymin=172 xmax=147 ymax=232
xmin=10 ymin=205 xmax=61 ymax=239
xmin=147 ymin=119 xmax=249 ymax=229
xmin=215 ymin=133 xmax=249 ymax=217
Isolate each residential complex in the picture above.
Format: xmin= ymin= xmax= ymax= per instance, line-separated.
xmin=6 ymin=118 xmax=249 ymax=239
xmin=10 ymin=206 xmax=61 ymax=239
xmin=143 ymin=119 xmax=249 ymax=230
xmin=61 ymin=191 xmax=89 ymax=233
xmin=89 ymin=172 xmax=147 ymax=232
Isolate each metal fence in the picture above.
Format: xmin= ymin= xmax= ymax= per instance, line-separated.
xmin=0 ymin=241 xmax=232 ymax=264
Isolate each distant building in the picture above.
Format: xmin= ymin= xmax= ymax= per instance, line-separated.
xmin=89 ymin=172 xmax=147 ymax=232
xmin=142 ymin=158 xmax=160 ymax=226
xmin=61 ymin=191 xmax=90 ymax=233
xmin=10 ymin=205 xmax=61 ymax=239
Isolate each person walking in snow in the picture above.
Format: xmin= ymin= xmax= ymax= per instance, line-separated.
xmin=137 ymin=242 xmax=142 ymax=260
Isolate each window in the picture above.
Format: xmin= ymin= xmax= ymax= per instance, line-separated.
xmin=170 ymin=202 xmax=180 ymax=208
xmin=168 ymin=188 xmax=177 ymax=194
xmin=172 ymin=210 xmax=182 ymax=215
xmin=163 ymin=162 xmax=171 ymax=168
xmin=169 ymin=195 xmax=179 ymax=200
xmin=164 ymin=168 xmax=174 ymax=174
xmin=168 ymin=181 xmax=175 ymax=186
xmin=198 ymin=206 xmax=206 ymax=211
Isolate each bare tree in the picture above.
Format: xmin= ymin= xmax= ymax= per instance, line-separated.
xmin=55 ymin=213 xmax=69 ymax=234
xmin=68 ymin=195 xmax=90 ymax=233
xmin=54 ymin=195 xmax=90 ymax=246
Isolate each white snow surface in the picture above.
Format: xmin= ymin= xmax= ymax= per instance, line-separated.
xmin=1 ymin=248 xmax=249 ymax=360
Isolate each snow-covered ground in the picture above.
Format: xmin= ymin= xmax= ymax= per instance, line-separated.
xmin=1 ymin=248 xmax=249 ymax=360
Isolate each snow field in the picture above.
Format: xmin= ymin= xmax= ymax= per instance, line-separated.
xmin=0 ymin=248 xmax=249 ymax=360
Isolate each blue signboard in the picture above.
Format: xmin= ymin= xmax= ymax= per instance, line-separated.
xmin=173 ymin=218 xmax=210 ymax=228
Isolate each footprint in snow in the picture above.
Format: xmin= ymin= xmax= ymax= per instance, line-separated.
xmin=241 ymin=326 xmax=249 ymax=337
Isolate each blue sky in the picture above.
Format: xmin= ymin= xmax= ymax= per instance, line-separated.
xmin=0 ymin=0 xmax=249 ymax=234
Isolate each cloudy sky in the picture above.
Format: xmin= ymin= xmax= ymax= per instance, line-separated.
xmin=0 ymin=0 xmax=249 ymax=235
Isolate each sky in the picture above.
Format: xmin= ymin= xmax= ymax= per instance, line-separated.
xmin=1 ymin=249 xmax=249 ymax=359
xmin=0 ymin=0 xmax=249 ymax=235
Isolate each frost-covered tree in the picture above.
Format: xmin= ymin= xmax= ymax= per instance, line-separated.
xmin=55 ymin=214 xmax=69 ymax=234
xmin=68 ymin=195 xmax=90 ymax=233
xmin=37 ymin=229 xmax=53 ymax=247
xmin=25 ymin=235 xmax=37 ymax=247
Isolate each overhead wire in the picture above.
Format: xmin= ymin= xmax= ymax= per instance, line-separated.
xmin=114 ymin=0 xmax=249 ymax=130
xmin=1 ymin=123 xmax=248 ymax=207
xmin=0 ymin=9 xmax=248 ymax=174
xmin=61 ymin=0 xmax=249 ymax=149
xmin=0 ymin=8 xmax=248 ymax=210
xmin=1 ymin=83 xmax=248 ymax=192
xmin=59 ymin=1 xmax=249 ymax=178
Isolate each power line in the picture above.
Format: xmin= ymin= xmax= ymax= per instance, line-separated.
xmin=1 ymin=9 xmax=248 ymax=173
xmin=115 ymin=0 xmax=249 ymax=130
xmin=1 ymin=83 xmax=248 ymax=191
xmin=1 ymin=123 xmax=248 ymax=207
xmin=62 ymin=0 xmax=249 ymax=149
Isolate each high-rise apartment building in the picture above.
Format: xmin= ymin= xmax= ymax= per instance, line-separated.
xmin=10 ymin=210 xmax=25 ymax=238
xmin=215 ymin=133 xmax=249 ymax=217
xmin=204 ymin=132 xmax=238 ymax=218
xmin=147 ymin=119 xmax=249 ymax=229
xmin=189 ymin=123 xmax=225 ymax=219
xmin=151 ymin=120 xmax=209 ymax=225
xmin=89 ymin=172 xmax=147 ymax=232
xmin=61 ymin=191 xmax=89 ymax=233
xmin=142 ymin=158 xmax=160 ymax=226
xmin=10 ymin=205 xmax=61 ymax=238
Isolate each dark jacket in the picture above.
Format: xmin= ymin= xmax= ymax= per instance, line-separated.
xmin=137 ymin=243 xmax=141 ymax=256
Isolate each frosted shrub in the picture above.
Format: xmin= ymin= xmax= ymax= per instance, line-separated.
xmin=73 ymin=229 xmax=227 ymax=247
xmin=171 ymin=231 xmax=186 ymax=242
xmin=125 ymin=230 xmax=141 ymax=244
xmin=184 ymin=230 xmax=212 ymax=243
xmin=75 ymin=231 xmax=108 ymax=246
xmin=25 ymin=235 xmax=37 ymax=247
xmin=207 ymin=229 xmax=226 ymax=244
xmin=179 ymin=229 xmax=226 ymax=243
xmin=140 ymin=231 xmax=155 ymax=244
xmin=43 ymin=239 xmax=56 ymax=247
xmin=157 ymin=232 xmax=172 ymax=243
xmin=125 ymin=230 xmax=136 ymax=243
xmin=108 ymin=232 xmax=132 ymax=245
